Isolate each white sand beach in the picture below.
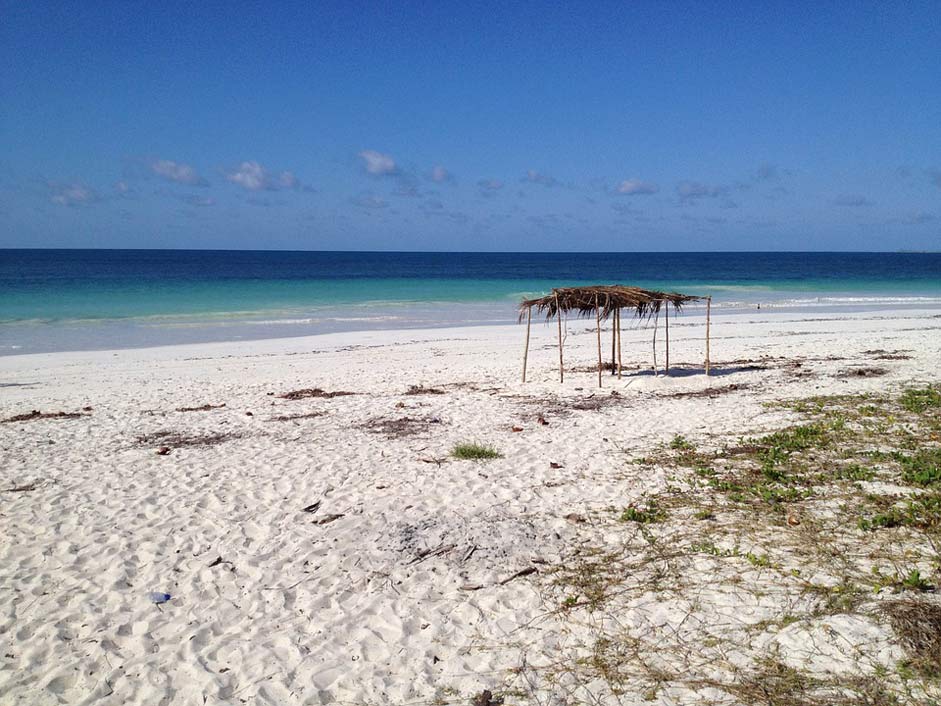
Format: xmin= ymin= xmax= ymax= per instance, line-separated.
xmin=2 ymin=308 xmax=941 ymax=705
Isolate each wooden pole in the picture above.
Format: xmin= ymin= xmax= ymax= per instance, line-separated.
xmin=610 ymin=307 xmax=616 ymax=375
xmin=665 ymin=300 xmax=670 ymax=374
xmin=521 ymin=307 xmax=532 ymax=383
xmin=652 ymin=310 xmax=659 ymax=374
xmin=555 ymin=292 xmax=564 ymax=383
xmin=595 ymin=294 xmax=603 ymax=388
xmin=705 ymin=296 xmax=711 ymax=376
xmin=616 ymin=308 xmax=622 ymax=379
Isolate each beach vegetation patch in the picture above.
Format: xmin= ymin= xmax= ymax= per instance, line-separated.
xmin=858 ymin=493 xmax=941 ymax=532
xmin=899 ymin=448 xmax=941 ymax=487
xmin=900 ymin=386 xmax=941 ymax=414
xmin=451 ymin=443 xmax=502 ymax=460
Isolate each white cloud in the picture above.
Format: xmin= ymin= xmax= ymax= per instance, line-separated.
xmin=615 ymin=178 xmax=658 ymax=195
xmin=523 ymin=169 xmax=558 ymax=187
xmin=49 ymin=182 xmax=99 ymax=206
xmin=151 ymin=159 xmax=206 ymax=186
xmin=114 ymin=180 xmax=130 ymax=194
xmin=225 ymin=161 xmax=302 ymax=192
xmin=358 ymin=150 xmax=397 ymax=176
xmin=430 ymin=165 xmax=452 ymax=183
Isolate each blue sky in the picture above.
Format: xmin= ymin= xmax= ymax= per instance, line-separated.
xmin=1 ymin=1 xmax=939 ymax=251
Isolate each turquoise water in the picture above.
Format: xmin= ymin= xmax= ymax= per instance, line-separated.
xmin=2 ymin=250 xmax=940 ymax=354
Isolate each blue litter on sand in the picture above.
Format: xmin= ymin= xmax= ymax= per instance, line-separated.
xmin=148 ymin=592 xmax=171 ymax=604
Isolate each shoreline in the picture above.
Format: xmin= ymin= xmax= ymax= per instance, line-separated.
xmin=3 ymin=301 xmax=941 ymax=359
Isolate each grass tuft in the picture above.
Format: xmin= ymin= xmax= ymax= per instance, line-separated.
xmin=451 ymin=443 xmax=502 ymax=460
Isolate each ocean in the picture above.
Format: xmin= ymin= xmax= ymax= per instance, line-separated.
xmin=2 ymin=250 xmax=940 ymax=355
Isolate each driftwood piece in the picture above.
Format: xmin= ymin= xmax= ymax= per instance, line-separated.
xmin=499 ymin=566 xmax=538 ymax=585
xmin=408 ymin=543 xmax=456 ymax=565
xmin=175 ymin=403 xmax=226 ymax=412
xmin=4 ymin=481 xmax=39 ymax=493
xmin=314 ymin=513 xmax=344 ymax=525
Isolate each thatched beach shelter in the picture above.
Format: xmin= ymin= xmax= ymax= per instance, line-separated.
xmin=518 ymin=285 xmax=712 ymax=386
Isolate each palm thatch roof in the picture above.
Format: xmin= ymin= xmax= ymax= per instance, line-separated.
xmin=519 ymin=285 xmax=705 ymax=322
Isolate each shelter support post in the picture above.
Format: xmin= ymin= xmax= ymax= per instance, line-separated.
xmin=705 ymin=296 xmax=711 ymax=376
xmin=652 ymin=311 xmax=658 ymax=374
xmin=610 ymin=310 xmax=616 ymax=375
xmin=665 ymin=301 xmax=670 ymax=374
xmin=521 ymin=307 xmax=531 ymax=383
xmin=595 ymin=295 xmax=602 ymax=388
xmin=556 ymin=293 xmax=564 ymax=383
xmin=616 ymin=308 xmax=622 ymax=378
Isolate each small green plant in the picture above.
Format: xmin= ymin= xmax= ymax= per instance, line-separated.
xmin=901 ymin=569 xmax=933 ymax=592
xmin=451 ymin=443 xmax=502 ymax=460
xmin=619 ymin=501 xmax=666 ymax=524
xmin=694 ymin=508 xmax=716 ymax=520
xmin=670 ymin=434 xmax=693 ymax=451
xmin=745 ymin=552 xmax=772 ymax=568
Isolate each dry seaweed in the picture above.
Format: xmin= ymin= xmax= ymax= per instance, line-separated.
xmin=883 ymin=600 xmax=941 ymax=678
xmin=361 ymin=415 xmax=444 ymax=438
xmin=268 ymin=411 xmax=326 ymax=422
xmin=278 ymin=388 xmax=355 ymax=400
xmin=837 ymin=367 xmax=889 ymax=378
xmin=664 ymin=383 xmax=749 ymax=399
xmin=404 ymin=384 xmax=446 ymax=395
xmin=2 ymin=410 xmax=87 ymax=423
xmin=136 ymin=430 xmax=242 ymax=448
xmin=175 ymin=403 xmax=226 ymax=412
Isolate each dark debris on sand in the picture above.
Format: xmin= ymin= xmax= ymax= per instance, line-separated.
xmin=1 ymin=410 xmax=88 ymax=424
xmin=837 ymin=366 xmax=889 ymax=378
xmin=664 ymin=383 xmax=749 ymax=399
xmin=404 ymin=384 xmax=446 ymax=395
xmin=175 ymin=403 xmax=226 ymax=412
xmin=268 ymin=411 xmax=327 ymax=422
xmin=136 ymin=430 xmax=243 ymax=448
xmin=360 ymin=415 xmax=444 ymax=438
xmin=278 ymin=388 xmax=355 ymax=400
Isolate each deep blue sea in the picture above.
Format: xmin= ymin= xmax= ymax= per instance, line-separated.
xmin=2 ymin=250 xmax=940 ymax=355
